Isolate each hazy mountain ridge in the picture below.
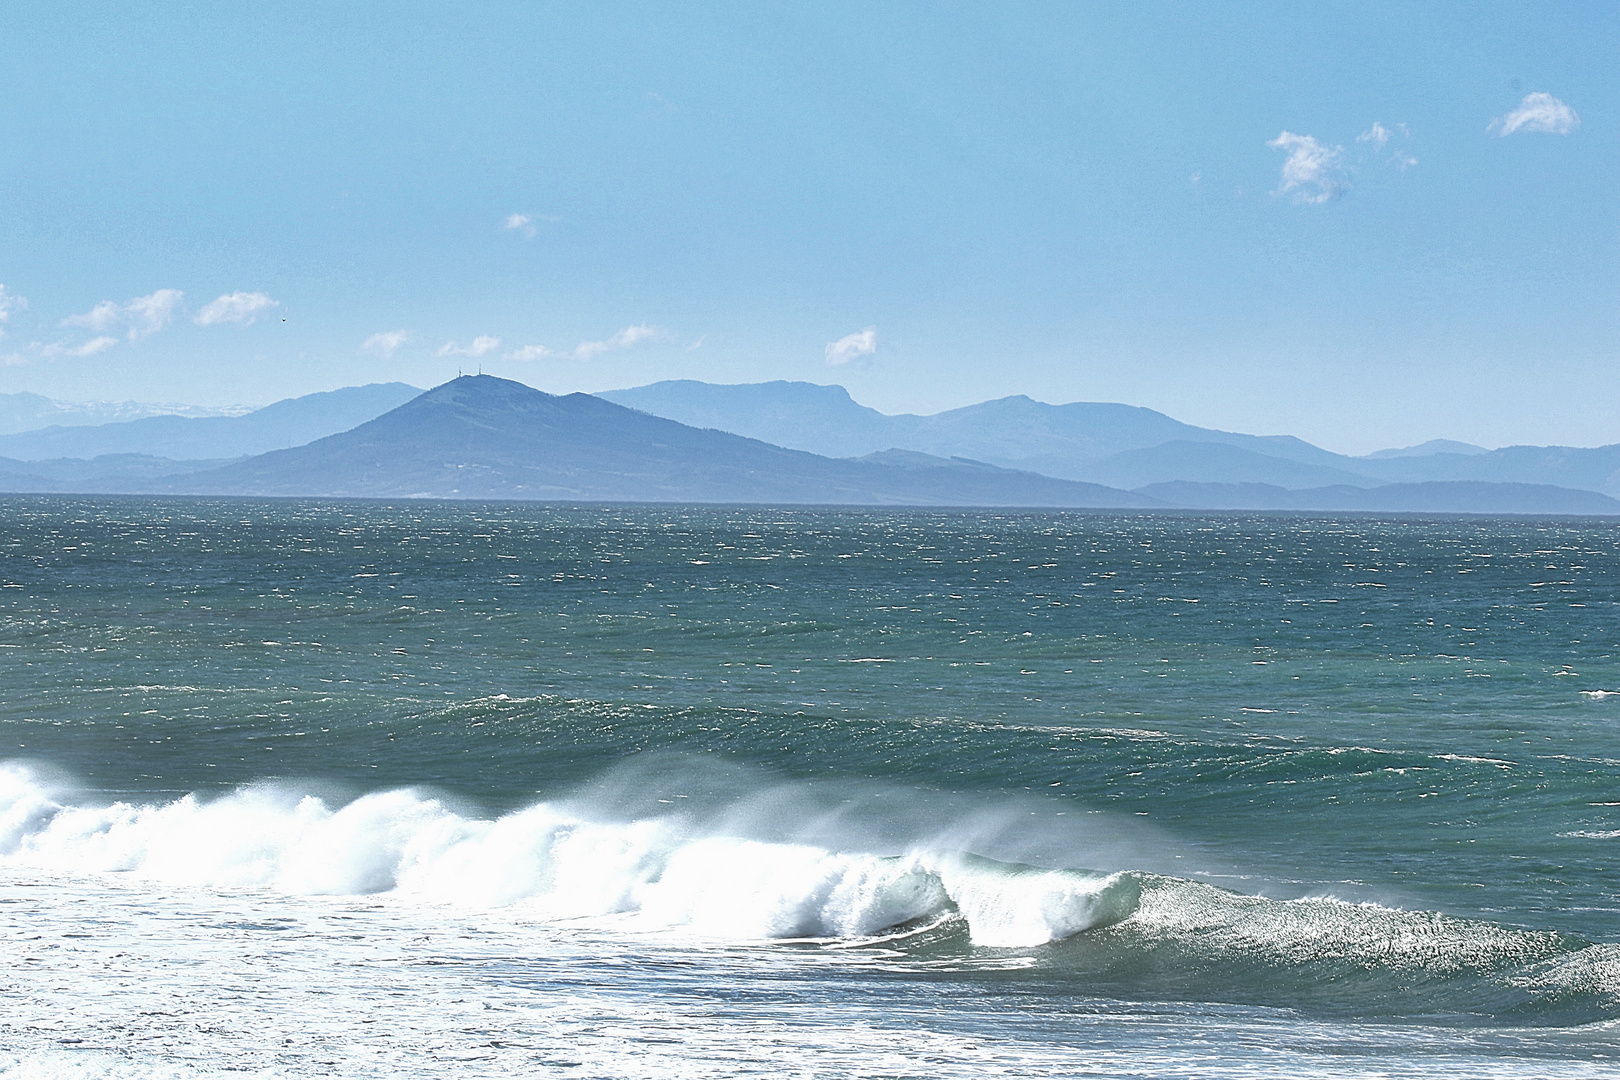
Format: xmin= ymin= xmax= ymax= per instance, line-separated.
xmin=0 ymin=376 xmax=1615 ymax=514
xmin=0 ymin=383 xmax=423 ymax=461
xmin=1140 ymin=481 xmax=1620 ymax=515
xmin=0 ymin=453 xmax=238 ymax=492
xmin=600 ymin=380 xmax=1354 ymax=478
xmin=1351 ymin=444 xmax=1620 ymax=494
xmin=603 ymin=379 xmax=1620 ymax=498
xmin=157 ymin=376 xmax=1161 ymax=507
xmin=1365 ymin=439 xmax=1490 ymax=459
xmin=0 ymin=392 xmax=250 ymax=437
xmin=1075 ymin=440 xmax=1381 ymax=491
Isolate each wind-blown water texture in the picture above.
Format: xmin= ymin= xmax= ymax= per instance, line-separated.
xmin=5 ymin=497 xmax=1620 ymax=1076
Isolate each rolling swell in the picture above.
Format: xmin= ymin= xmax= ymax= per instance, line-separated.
xmin=1026 ymin=876 xmax=1620 ymax=1025
xmin=5 ymin=759 xmax=1619 ymax=1025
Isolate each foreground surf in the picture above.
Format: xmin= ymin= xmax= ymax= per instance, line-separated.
xmin=0 ymin=764 xmax=1136 ymax=946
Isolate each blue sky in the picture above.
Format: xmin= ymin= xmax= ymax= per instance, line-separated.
xmin=0 ymin=1 xmax=1612 ymax=453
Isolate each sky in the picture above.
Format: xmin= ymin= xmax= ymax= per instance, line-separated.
xmin=0 ymin=1 xmax=1613 ymax=454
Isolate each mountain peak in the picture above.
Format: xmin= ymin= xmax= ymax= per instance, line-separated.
xmin=420 ymin=373 xmax=551 ymax=402
xmin=1365 ymin=439 xmax=1491 ymax=459
xmin=153 ymin=375 xmax=1155 ymax=507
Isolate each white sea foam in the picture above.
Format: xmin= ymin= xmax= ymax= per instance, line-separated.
xmin=2 ymin=881 xmax=1599 ymax=1080
xmin=0 ymin=763 xmax=1134 ymax=947
xmin=3 ymin=764 xmax=1616 ymax=1078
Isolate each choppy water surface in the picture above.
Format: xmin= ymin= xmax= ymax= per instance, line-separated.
xmin=4 ymin=497 xmax=1620 ymax=1077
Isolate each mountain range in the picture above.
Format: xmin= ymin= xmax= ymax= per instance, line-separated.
xmin=599 ymin=381 xmax=1348 ymax=481
xmin=0 ymin=375 xmax=1615 ymax=514
xmin=601 ymin=380 xmax=1620 ymax=498
xmin=154 ymin=376 xmax=1156 ymax=506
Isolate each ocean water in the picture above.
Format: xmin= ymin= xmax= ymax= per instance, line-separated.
xmin=4 ymin=498 xmax=1620 ymax=1077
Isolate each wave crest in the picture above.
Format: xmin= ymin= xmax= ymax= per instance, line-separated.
xmin=0 ymin=763 xmax=1135 ymax=947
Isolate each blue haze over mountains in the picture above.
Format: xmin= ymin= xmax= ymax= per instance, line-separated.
xmin=0 ymin=376 xmax=1616 ymax=513
xmin=0 ymin=392 xmax=247 ymax=435
xmin=601 ymin=380 xmax=1620 ymax=498
xmin=0 ymin=383 xmax=422 ymax=461
xmin=154 ymin=376 xmax=1157 ymax=507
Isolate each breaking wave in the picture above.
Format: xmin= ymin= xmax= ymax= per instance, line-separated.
xmin=9 ymin=759 xmax=1620 ymax=1023
xmin=0 ymin=762 xmax=1136 ymax=947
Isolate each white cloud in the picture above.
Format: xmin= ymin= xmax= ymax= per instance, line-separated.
xmin=1357 ymin=121 xmax=1417 ymax=172
xmin=437 ymin=335 xmax=502 ymax=358
xmin=194 ymin=291 xmax=278 ymax=326
xmin=609 ymin=324 xmax=659 ymax=349
xmin=0 ymin=284 xmax=26 ymax=338
xmin=68 ymin=336 xmax=119 ymax=357
xmin=503 ymin=211 xmax=560 ymax=238
xmin=507 ymin=324 xmax=669 ymax=362
xmin=40 ymin=336 xmax=120 ymax=360
xmin=63 ymin=289 xmax=184 ymax=340
xmin=1490 ymin=92 xmax=1580 ymax=136
xmin=63 ymin=300 xmax=121 ymax=332
xmin=825 ymin=327 xmax=877 ymax=366
xmin=576 ymin=325 xmax=664 ymax=362
xmin=572 ymin=324 xmax=665 ymax=360
xmin=1357 ymin=122 xmax=1391 ymax=146
xmin=362 ymin=330 xmax=409 ymax=358
xmin=121 ymin=290 xmax=183 ymax=338
xmin=1267 ymin=132 xmax=1347 ymax=204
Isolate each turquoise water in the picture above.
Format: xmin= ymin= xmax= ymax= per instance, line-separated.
xmin=4 ymin=497 xmax=1620 ymax=1076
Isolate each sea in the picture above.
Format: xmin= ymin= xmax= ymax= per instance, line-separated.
xmin=4 ymin=496 xmax=1620 ymax=1078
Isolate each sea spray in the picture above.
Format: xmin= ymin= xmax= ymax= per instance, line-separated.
xmin=0 ymin=763 xmax=1134 ymax=945
xmin=12 ymin=758 xmax=1619 ymax=1025
xmin=930 ymin=851 xmax=1141 ymax=947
